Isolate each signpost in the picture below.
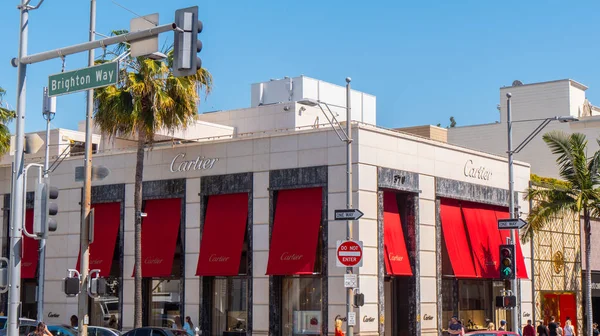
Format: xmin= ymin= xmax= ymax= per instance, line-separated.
xmin=336 ymin=240 xmax=363 ymax=267
xmin=344 ymin=274 xmax=357 ymax=288
xmin=335 ymin=209 xmax=364 ymax=221
xmin=497 ymin=218 xmax=527 ymax=230
xmin=347 ymin=312 xmax=356 ymax=327
xmin=48 ymin=62 xmax=118 ymax=97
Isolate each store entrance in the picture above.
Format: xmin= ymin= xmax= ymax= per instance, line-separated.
xmin=384 ymin=277 xmax=411 ymax=336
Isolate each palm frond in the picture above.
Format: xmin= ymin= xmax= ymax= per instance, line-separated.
xmin=525 ymin=187 xmax=576 ymax=237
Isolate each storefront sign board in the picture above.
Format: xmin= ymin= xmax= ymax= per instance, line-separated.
xmin=344 ymin=274 xmax=357 ymax=288
xmin=336 ymin=240 xmax=363 ymax=267
xmin=348 ymin=312 xmax=356 ymax=326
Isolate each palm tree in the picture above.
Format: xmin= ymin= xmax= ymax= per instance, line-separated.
xmin=0 ymin=87 xmax=15 ymax=156
xmin=94 ymin=38 xmax=212 ymax=328
xmin=526 ymin=131 xmax=600 ymax=336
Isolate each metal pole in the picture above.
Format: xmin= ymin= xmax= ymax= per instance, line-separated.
xmin=8 ymin=2 xmax=28 ymax=336
xmin=37 ymin=88 xmax=53 ymax=322
xmin=345 ymin=77 xmax=354 ymax=336
xmin=506 ymin=93 xmax=520 ymax=331
xmin=78 ymin=1 xmax=96 ymax=335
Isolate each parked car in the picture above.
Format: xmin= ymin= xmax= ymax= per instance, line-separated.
xmin=122 ymin=327 xmax=187 ymax=336
xmin=47 ymin=325 xmax=121 ymax=336
xmin=0 ymin=318 xmax=37 ymax=336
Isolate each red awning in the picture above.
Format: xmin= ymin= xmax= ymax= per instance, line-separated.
xmin=133 ymin=198 xmax=182 ymax=277
xmin=77 ymin=202 xmax=121 ymax=277
xmin=495 ymin=210 xmax=529 ymax=279
xmin=440 ymin=199 xmax=478 ymax=278
xmin=196 ymin=193 xmax=248 ymax=276
xmin=22 ymin=209 xmax=38 ymax=279
xmin=383 ymin=191 xmax=412 ymax=276
xmin=266 ymin=187 xmax=322 ymax=275
xmin=462 ymin=202 xmax=506 ymax=278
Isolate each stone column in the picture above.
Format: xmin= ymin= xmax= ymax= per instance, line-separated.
xmin=419 ymin=175 xmax=438 ymax=336
xmin=252 ymin=172 xmax=270 ymax=336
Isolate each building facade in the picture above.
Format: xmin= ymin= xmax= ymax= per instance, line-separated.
xmin=0 ymin=77 xmax=532 ymax=335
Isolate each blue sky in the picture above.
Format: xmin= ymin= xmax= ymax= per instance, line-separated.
xmin=1 ymin=0 xmax=600 ymax=133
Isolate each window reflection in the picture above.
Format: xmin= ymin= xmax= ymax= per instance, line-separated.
xmin=147 ymin=279 xmax=182 ymax=328
xmin=282 ymin=277 xmax=322 ymax=336
xmin=212 ymin=278 xmax=248 ymax=334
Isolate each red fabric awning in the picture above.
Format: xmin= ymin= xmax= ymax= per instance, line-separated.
xmin=495 ymin=210 xmax=529 ymax=279
xmin=461 ymin=202 xmax=503 ymax=278
xmin=440 ymin=199 xmax=478 ymax=278
xmin=133 ymin=198 xmax=182 ymax=277
xmin=77 ymin=202 xmax=121 ymax=277
xmin=266 ymin=187 xmax=322 ymax=275
xmin=196 ymin=193 xmax=248 ymax=276
xmin=383 ymin=191 xmax=412 ymax=276
xmin=22 ymin=209 xmax=38 ymax=279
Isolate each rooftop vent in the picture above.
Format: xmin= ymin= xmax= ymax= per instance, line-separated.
xmin=512 ymin=80 xmax=524 ymax=86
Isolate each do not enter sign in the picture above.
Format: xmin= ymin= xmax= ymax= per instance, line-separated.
xmin=336 ymin=240 xmax=363 ymax=267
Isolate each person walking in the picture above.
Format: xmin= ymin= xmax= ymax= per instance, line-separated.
xmin=538 ymin=320 xmax=550 ymax=336
xmin=499 ymin=320 xmax=507 ymax=331
xmin=184 ymin=316 xmax=195 ymax=336
xmin=524 ymin=320 xmax=536 ymax=336
xmin=29 ymin=322 xmax=52 ymax=336
xmin=335 ymin=318 xmax=344 ymax=336
xmin=557 ymin=322 xmax=563 ymax=336
xmin=592 ymin=323 xmax=599 ymax=336
xmin=70 ymin=315 xmax=79 ymax=330
xmin=549 ymin=317 xmax=558 ymax=336
xmin=563 ymin=319 xmax=575 ymax=336
xmin=173 ymin=316 xmax=182 ymax=330
xmin=448 ymin=316 xmax=464 ymax=335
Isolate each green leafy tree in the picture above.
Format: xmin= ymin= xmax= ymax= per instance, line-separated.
xmin=449 ymin=116 xmax=456 ymax=128
xmin=526 ymin=131 xmax=600 ymax=336
xmin=0 ymin=87 xmax=15 ymax=156
xmin=94 ymin=34 xmax=212 ymax=328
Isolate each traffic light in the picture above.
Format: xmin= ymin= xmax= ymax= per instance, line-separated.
xmin=495 ymin=295 xmax=517 ymax=308
xmin=33 ymin=178 xmax=59 ymax=239
xmin=173 ymin=6 xmax=203 ymax=77
xmin=353 ymin=293 xmax=365 ymax=308
xmin=499 ymin=244 xmax=515 ymax=280
xmin=64 ymin=277 xmax=80 ymax=297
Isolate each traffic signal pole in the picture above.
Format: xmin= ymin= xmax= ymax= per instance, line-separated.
xmin=345 ymin=78 xmax=354 ymax=336
xmin=8 ymin=2 xmax=31 ymax=336
xmin=77 ymin=1 xmax=96 ymax=335
xmin=506 ymin=93 xmax=520 ymax=331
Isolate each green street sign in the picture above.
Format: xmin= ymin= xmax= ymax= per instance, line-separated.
xmin=48 ymin=62 xmax=118 ymax=97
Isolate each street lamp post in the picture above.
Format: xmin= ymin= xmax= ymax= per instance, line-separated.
xmin=505 ymin=92 xmax=578 ymax=331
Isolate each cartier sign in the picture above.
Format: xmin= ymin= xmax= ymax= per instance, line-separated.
xmin=170 ymin=153 xmax=218 ymax=173
xmin=464 ymin=160 xmax=492 ymax=181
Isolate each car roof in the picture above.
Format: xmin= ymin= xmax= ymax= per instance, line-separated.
xmin=465 ymin=332 xmax=519 ymax=335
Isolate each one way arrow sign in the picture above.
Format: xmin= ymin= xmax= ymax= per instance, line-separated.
xmin=497 ymin=218 xmax=527 ymax=230
xmin=335 ymin=209 xmax=364 ymax=221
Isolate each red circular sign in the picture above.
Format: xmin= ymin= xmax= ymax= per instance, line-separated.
xmin=337 ymin=241 xmax=363 ymax=267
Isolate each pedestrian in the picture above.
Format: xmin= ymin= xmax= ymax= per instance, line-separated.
xmin=557 ymin=322 xmax=564 ymax=336
xmin=335 ymin=318 xmax=344 ymax=336
xmin=524 ymin=320 xmax=536 ymax=336
xmin=563 ymin=319 xmax=575 ymax=336
xmin=592 ymin=323 xmax=599 ymax=336
xmin=29 ymin=322 xmax=52 ymax=336
xmin=538 ymin=320 xmax=549 ymax=336
xmin=173 ymin=316 xmax=182 ymax=330
xmin=184 ymin=316 xmax=194 ymax=336
xmin=499 ymin=320 xmax=507 ymax=331
xmin=448 ymin=316 xmax=464 ymax=336
xmin=70 ymin=315 xmax=79 ymax=330
xmin=108 ymin=315 xmax=118 ymax=330
xmin=549 ymin=316 xmax=558 ymax=336
xmin=487 ymin=322 xmax=496 ymax=331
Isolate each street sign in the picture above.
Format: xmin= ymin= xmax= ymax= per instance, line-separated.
xmin=75 ymin=166 xmax=111 ymax=182
xmin=497 ymin=218 xmax=527 ymax=230
xmin=336 ymin=240 xmax=363 ymax=267
xmin=344 ymin=274 xmax=357 ymax=288
xmin=130 ymin=14 xmax=160 ymax=58
xmin=347 ymin=312 xmax=356 ymax=326
xmin=335 ymin=209 xmax=364 ymax=221
xmin=48 ymin=62 xmax=119 ymax=97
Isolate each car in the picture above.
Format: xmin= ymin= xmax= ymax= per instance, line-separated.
xmin=0 ymin=318 xmax=38 ymax=336
xmin=465 ymin=332 xmax=519 ymax=336
xmin=47 ymin=325 xmax=121 ymax=336
xmin=122 ymin=327 xmax=188 ymax=336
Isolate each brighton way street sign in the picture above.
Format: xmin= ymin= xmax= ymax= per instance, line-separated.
xmin=334 ymin=209 xmax=364 ymax=221
xmin=48 ymin=62 xmax=119 ymax=97
xmin=336 ymin=240 xmax=363 ymax=267
xmin=497 ymin=218 xmax=527 ymax=230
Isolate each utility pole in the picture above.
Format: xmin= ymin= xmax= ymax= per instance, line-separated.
xmin=506 ymin=93 xmax=520 ymax=331
xmin=38 ymin=87 xmax=55 ymax=322
xmin=78 ymin=0 xmax=96 ymax=335
xmin=345 ymin=77 xmax=354 ymax=336
xmin=8 ymin=1 xmax=30 ymax=336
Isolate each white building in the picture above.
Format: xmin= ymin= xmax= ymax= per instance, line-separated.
xmin=0 ymin=76 xmax=531 ymax=336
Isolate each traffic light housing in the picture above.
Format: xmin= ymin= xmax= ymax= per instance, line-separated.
xmin=64 ymin=277 xmax=80 ymax=297
xmin=499 ymin=244 xmax=515 ymax=280
xmin=33 ymin=178 xmax=59 ymax=239
xmin=173 ymin=6 xmax=202 ymax=77
xmin=495 ymin=295 xmax=517 ymax=308
xmin=353 ymin=293 xmax=365 ymax=308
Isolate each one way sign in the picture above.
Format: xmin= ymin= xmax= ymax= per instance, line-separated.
xmin=335 ymin=209 xmax=364 ymax=221
xmin=497 ymin=218 xmax=527 ymax=230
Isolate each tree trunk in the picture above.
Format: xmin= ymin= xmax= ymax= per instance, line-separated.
xmin=134 ymin=128 xmax=146 ymax=328
xmin=585 ymin=209 xmax=593 ymax=336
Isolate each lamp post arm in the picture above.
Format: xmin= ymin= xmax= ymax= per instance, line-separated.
xmin=512 ymin=118 xmax=553 ymax=154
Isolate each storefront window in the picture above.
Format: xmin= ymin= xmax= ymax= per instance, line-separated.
xmin=90 ymin=278 xmax=120 ymax=328
xmin=442 ymin=279 xmax=456 ymax=330
xmin=458 ymin=280 xmax=492 ymax=331
xmin=147 ymin=279 xmax=182 ymax=328
xmin=212 ymin=278 xmax=248 ymax=334
xmin=282 ymin=277 xmax=322 ymax=336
